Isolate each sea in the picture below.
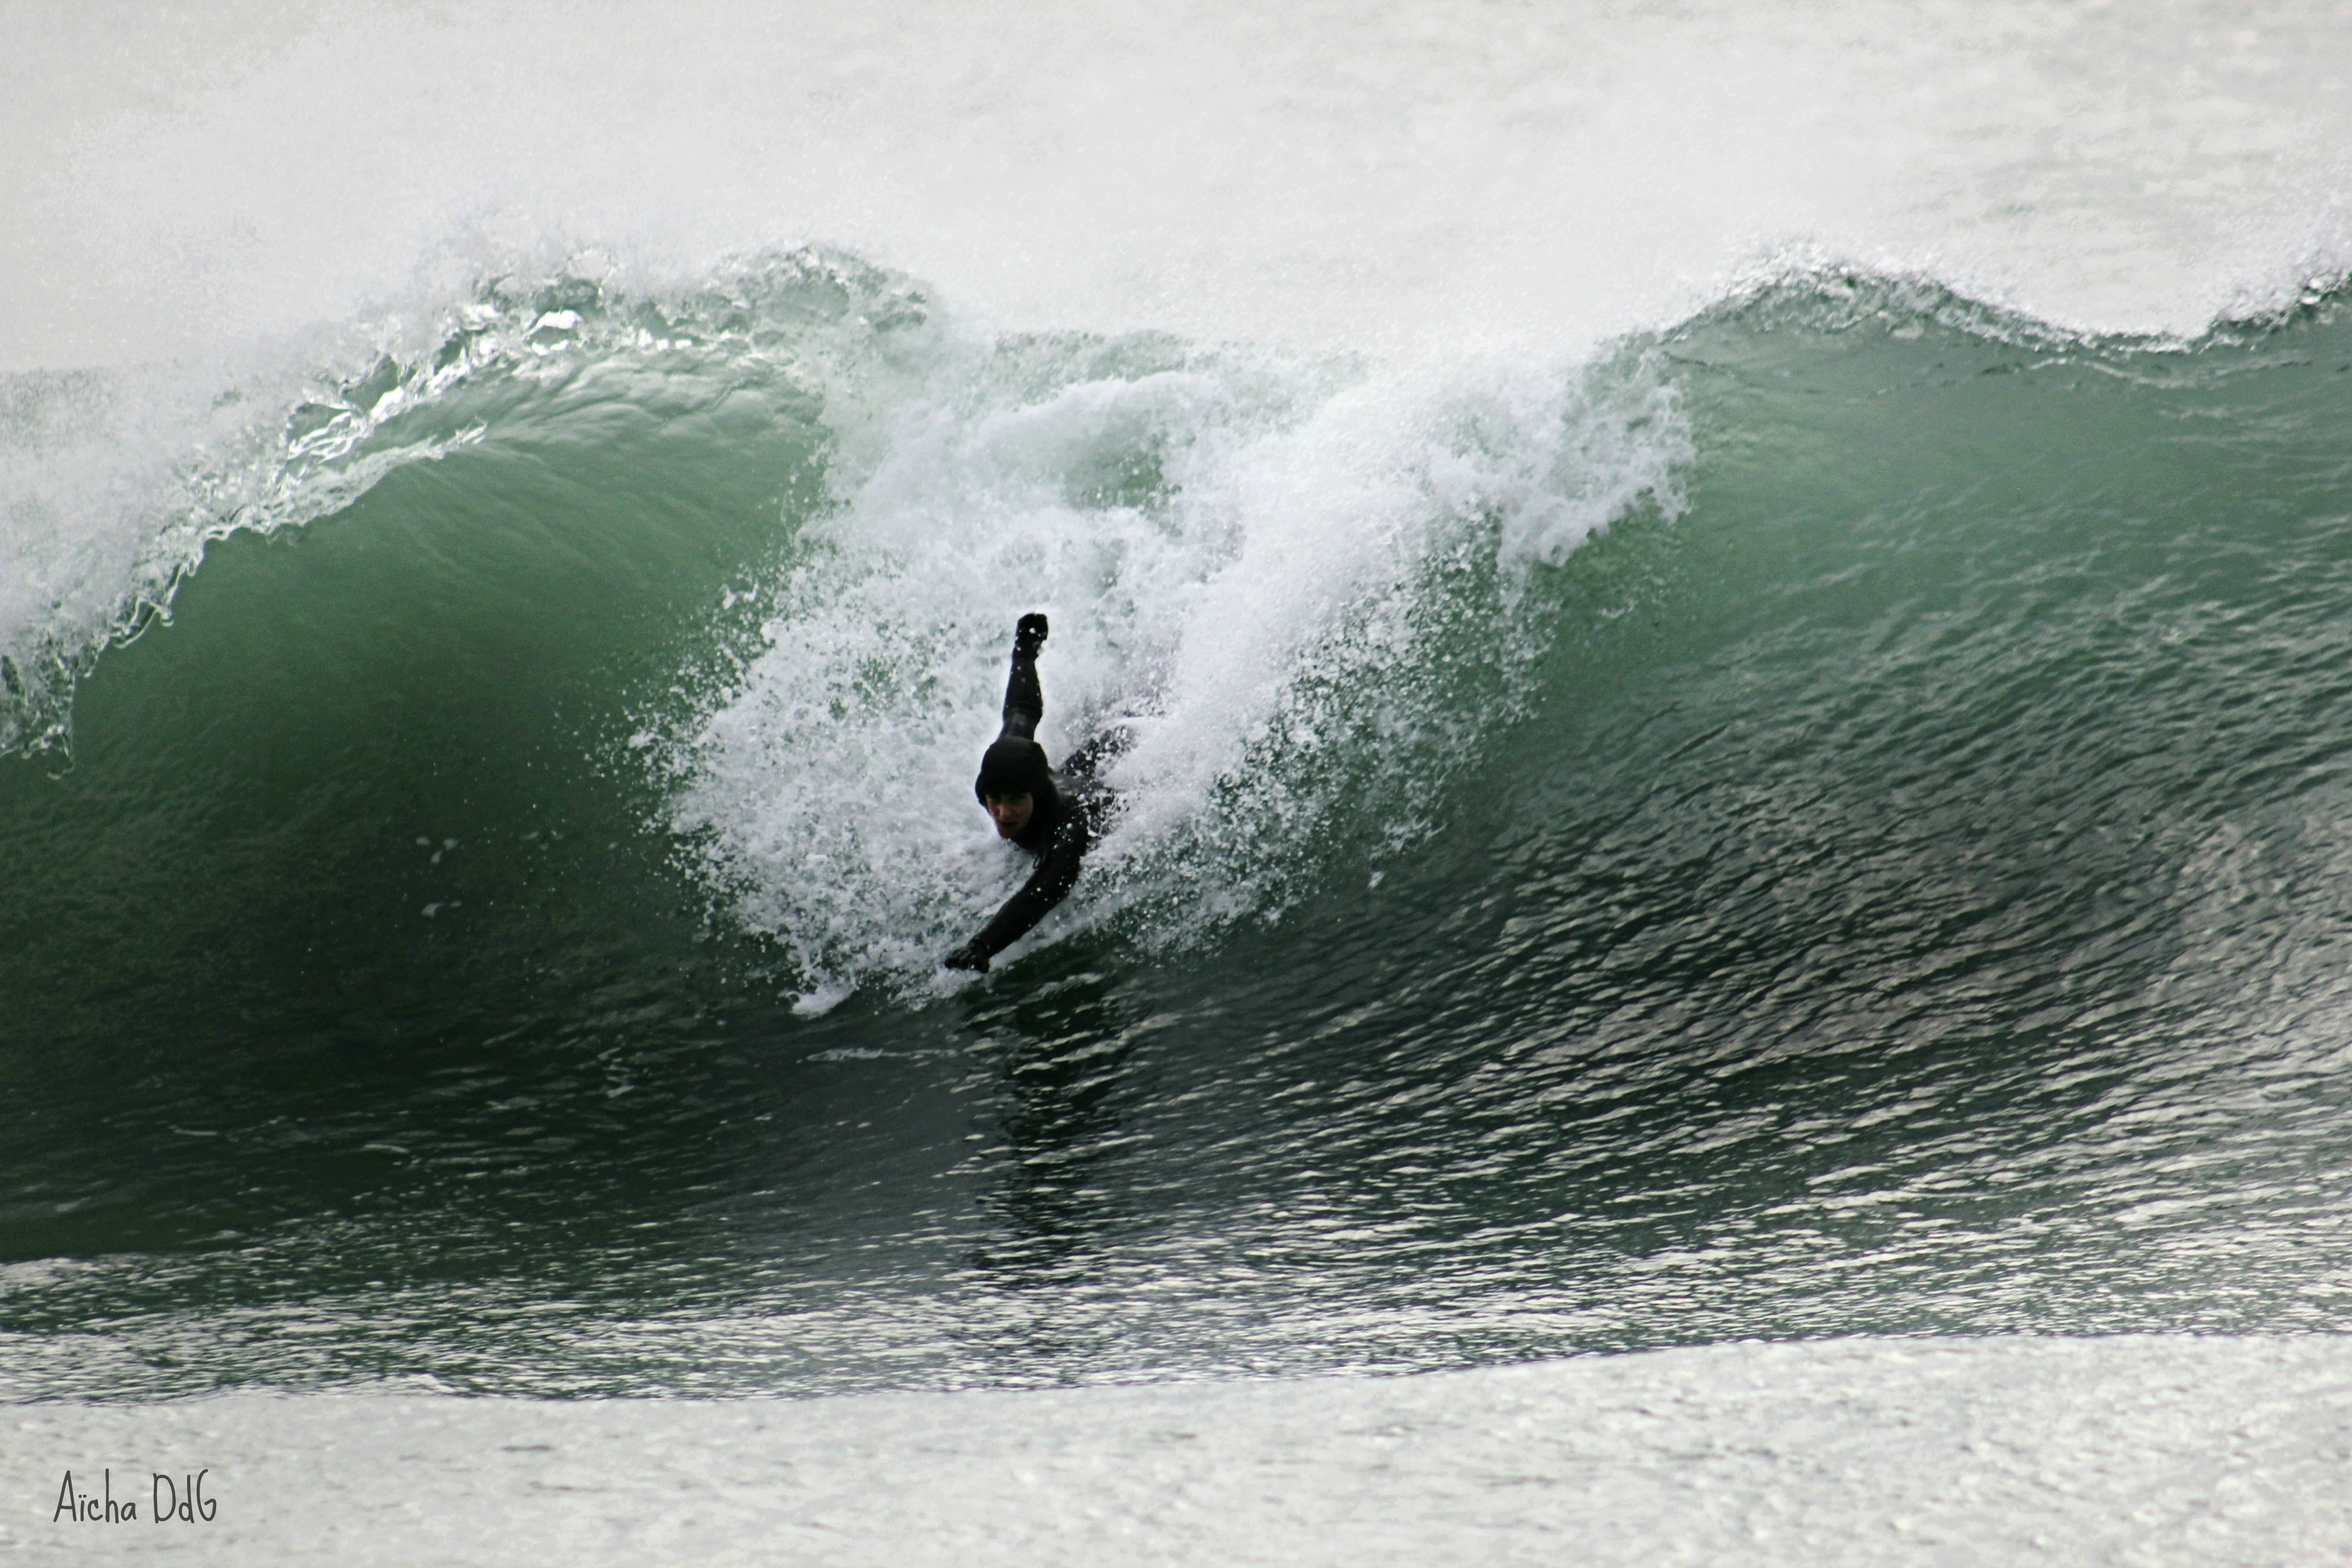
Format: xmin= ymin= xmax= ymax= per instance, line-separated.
xmin=5 ymin=2 xmax=2352 ymax=1561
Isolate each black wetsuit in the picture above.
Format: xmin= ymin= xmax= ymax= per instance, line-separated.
xmin=948 ymin=628 xmax=1114 ymax=971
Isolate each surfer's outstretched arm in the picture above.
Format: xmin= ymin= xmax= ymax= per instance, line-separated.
xmin=946 ymin=821 xmax=1086 ymax=971
xmin=998 ymin=612 xmax=1048 ymax=742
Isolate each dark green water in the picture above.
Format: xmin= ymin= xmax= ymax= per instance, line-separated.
xmin=6 ymin=265 xmax=2352 ymax=1398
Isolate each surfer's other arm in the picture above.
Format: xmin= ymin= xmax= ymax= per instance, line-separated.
xmin=1000 ymin=611 xmax=1047 ymax=740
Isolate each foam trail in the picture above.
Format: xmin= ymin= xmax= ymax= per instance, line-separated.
xmin=6 ymin=1339 xmax=2348 ymax=1565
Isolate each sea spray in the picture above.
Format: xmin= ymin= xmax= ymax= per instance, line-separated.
xmin=657 ymin=324 xmax=1690 ymax=1003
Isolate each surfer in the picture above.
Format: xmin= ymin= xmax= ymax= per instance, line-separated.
xmin=943 ymin=613 xmax=1112 ymax=974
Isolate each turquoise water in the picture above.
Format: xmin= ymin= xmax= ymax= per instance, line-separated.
xmin=5 ymin=259 xmax=2351 ymax=1399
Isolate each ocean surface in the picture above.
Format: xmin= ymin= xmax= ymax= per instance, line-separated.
xmin=6 ymin=2 xmax=2352 ymax=1560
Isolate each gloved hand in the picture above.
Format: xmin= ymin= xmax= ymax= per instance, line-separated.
xmin=1014 ymin=613 xmax=1049 ymax=656
xmin=943 ymin=943 xmax=991 ymax=973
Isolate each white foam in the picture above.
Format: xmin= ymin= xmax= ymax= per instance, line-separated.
xmin=6 ymin=1337 xmax=2348 ymax=1565
xmin=663 ymin=337 xmax=1687 ymax=997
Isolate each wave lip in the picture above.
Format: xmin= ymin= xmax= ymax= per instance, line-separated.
xmin=12 ymin=238 xmax=2352 ymax=760
xmin=0 ymin=250 xmax=930 ymax=755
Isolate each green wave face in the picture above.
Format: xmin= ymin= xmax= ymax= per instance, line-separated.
xmin=5 ymin=265 xmax=2351 ymax=1398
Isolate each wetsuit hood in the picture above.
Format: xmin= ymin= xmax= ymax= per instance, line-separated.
xmin=975 ymin=736 xmax=1054 ymax=806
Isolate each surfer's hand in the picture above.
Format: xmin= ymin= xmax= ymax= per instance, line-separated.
xmin=944 ymin=943 xmax=990 ymax=973
xmin=1014 ymin=613 xmax=1048 ymax=656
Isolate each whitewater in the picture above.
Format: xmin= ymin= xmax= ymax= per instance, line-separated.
xmin=6 ymin=2 xmax=2352 ymax=1562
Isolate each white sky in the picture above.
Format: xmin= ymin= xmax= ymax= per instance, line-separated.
xmin=3 ymin=0 xmax=2349 ymax=371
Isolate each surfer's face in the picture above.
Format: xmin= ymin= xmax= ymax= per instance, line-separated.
xmin=984 ymin=792 xmax=1034 ymax=839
